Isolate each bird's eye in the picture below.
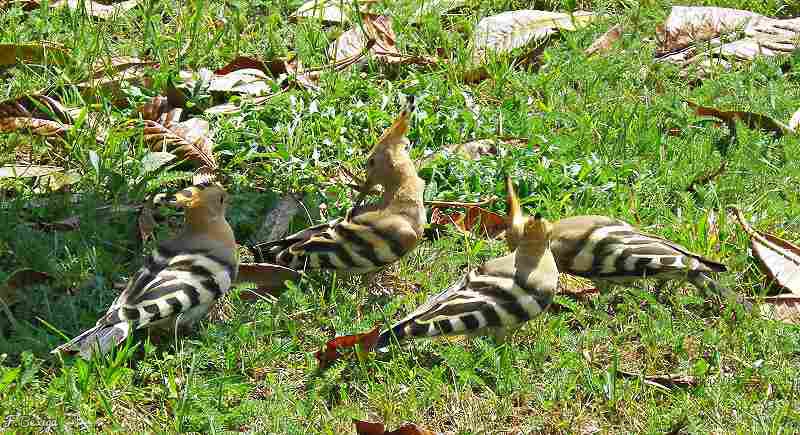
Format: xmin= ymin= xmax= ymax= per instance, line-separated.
xmin=367 ymin=158 xmax=375 ymax=167
xmin=220 ymin=196 xmax=224 ymax=204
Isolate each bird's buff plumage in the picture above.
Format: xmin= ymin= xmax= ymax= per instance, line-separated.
xmin=248 ymin=98 xmax=425 ymax=274
xmin=52 ymin=182 xmax=238 ymax=359
xmin=376 ymin=177 xmax=558 ymax=349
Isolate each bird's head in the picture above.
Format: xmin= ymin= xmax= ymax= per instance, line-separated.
xmin=356 ymin=97 xmax=415 ymax=204
xmin=155 ymin=182 xmax=229 ymax=222
xmin=505 ymin=176 xmax=551 ymax=250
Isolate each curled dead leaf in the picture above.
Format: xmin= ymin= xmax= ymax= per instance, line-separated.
xmin=51 ymin=0 xmax=142 ymax=19
xmin=733 ymin=208 xmax=800 ymax=295
xmin=754 ymin=295 xmax=800 ymax=324
xmin=686 ymin=101 xmax=790 ymax=137
xmin=0 ymin=117 xmax=70 ymax=137
xmin=316 ymin=326 xmax=380 ymax=369
xmin=656 ymin=7 xmax=800 ymax=75
xmin=355 ymin=420 xmax=443 ymax=435
xmin=616 ymin=369 xmax=698 ymax=389
xmin=235 ymin=263 xmax=301 ymax=300
xmin=430 ymin=205 xmax=506 ymax=239
xmin=329 ymin=15 xmax=438 ymax=67
xmin=142 ymin=118 xmax=217 ymax=170
xmin=0 ymin=94 xmax=71 ymax=123
xmin=585 ymin=24 xmax=623 ymax=57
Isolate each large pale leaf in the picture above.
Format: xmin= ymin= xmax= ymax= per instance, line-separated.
xmin=656 ymin=7 xmax=800 ymax=74
xmin=756 ymin=295 xmax=800 ymax=324
xmin=51 ymin=0 xmax=141 ymax=19
xmin=472 ymin=10 xmax=595 ymax=60
xmin=142 ymin=118 xmax=217 ymax=170
xmin=290 ymin=0 xmax=349 ymax=25
xmin=0 ymin=42 xmax=68 ymax=66
xmin=0 ymin=165 xmax=63 ymax=178
xmin=734 ymin=208 xmax=800 ymax=295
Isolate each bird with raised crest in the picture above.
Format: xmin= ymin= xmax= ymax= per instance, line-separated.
xmin=247 ymin=98 xmax=426 ymax=275
xmin=376 ymin=176 xmax=557 ymax=349
xmin=510 ymin=203 xmax=749 ymax=307
xmin=52 ymin=182 xmax=238 ymax=359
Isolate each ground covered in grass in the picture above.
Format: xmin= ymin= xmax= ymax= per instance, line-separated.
xmin=1 ymin=0 xmax=800 ymax=433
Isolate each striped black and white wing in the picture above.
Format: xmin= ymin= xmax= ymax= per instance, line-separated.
xmin=98 ymin=242 xmax=236 ymax=331
xmin=251 ymin=208 xmax=420 ymax=274
xmin=377 ymin=254 xmax=550 ymax=347
xmin=563 ymin=222 xmax=725 ymax=281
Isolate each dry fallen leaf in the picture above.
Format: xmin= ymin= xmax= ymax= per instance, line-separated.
xmin=585 ymin=24 xmax=623 ymax=57
xmin=355 ymin=420 xmax=443 ymax=435
xmin=686 ymin=101 xmax=791 ymax=138
xmin=0 ymin=42 xmax=68 ymax=66
xmin=0 ymin=0 xmax=40 ymax=11
xmin=789 ymin=108 xmax=800 ymax=132
xmin=467 ymin=10 xmax=595 ymax=81
xmin=137 ymin=95 xmax=182 ymax=126
xmin=290 ymin=0 xmax=351 ymax=25
xmin=656 ymin=6 xmax=800 ymax=75
xmin=138 ymin=203 xmax=156 ymax=243
xmin=142 ymin=118 xmax=217 ymax=170
xmin=51 ymin=0 xmax=141 ymax=19
xmin=328 ymin=15 xmax=438 ymax=66
xmin=235 ymin=263 xmax=301 ymax=300
xmin=755 ymin=295 xmax=800 ymax=324
xmin=0 ymin=117 xmax=70 ymax=137
xmin=733 ymin=208 xmax=800 ymax=295
xmin=316 ymin=326 xmax=380 ymax=369
xmin=252 ymin=194 xmax=302 ymax=244
xmin=0 ymin=94 xmax=72 ymax=123
xmin=430 ymin=205 xmax=506 ymax=239
xmin=0 ymin=164 xmax=62 ymax=179
xmin=78 ymin=58 xmax=155 ymax=105
xmin=213 ymin=55 xmax=320 ymax=93
xmin=616 ymin=369 xmax=698 ymax=389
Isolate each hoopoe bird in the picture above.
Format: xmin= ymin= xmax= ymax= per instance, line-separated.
xmin=376 ymin=177 xmax=557 ymax=348
xmin=248 ymin=99 xmax=425 ymax=274
xmin=513 ymin=209 xmax=748 ymax=307
xmin=52 ymin=182 xmax=238 ymax=359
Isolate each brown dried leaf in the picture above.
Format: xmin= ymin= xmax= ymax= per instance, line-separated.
xmin=138 ymin=203 xmax=156 ymax=243
xmin=253 ymin=194 xmax=302 ymax=243
xmin=316 ymin=326 xmax=380 ymax=369
xmin=617 ymin=369 xmax=698 ymax=389
xmin=755 ymin=295 xmax=800 ymax=324
xmin=0 ymin=0 xmax=40 ymax=11
xmin=430 ymin=205 xmax=506 ymax=239
xmin=686 ymin=101 xmax=791 ymax=137
xmin=0 ymin=117 xmax=70 ymax=137
xmin=213 ymin=55 xmax=320 ymax=93
xmin=585 ymin=24 xmax=623 ymax=57
xmin=51 ymin=0 xmax=141 ymax=19
xmin=0 ymin=269 xmax=51 ymax=306
xmin=235 ymin=263 xmax=301 ymax=300
xmin=734 ymin=208 xmax=800 ymax=295
xmin=656 ymin=7 xmax=800 ymax=74
xmin=142 ymin=118 xmax=217 ymax=170
xmin=138 ymin=95 xmax=182 ymax=125
xmin=355 ymin=420 xmax=443 ymax=435
xmin=328 ymin=15 xmax=438 ymax=66
xmin=0 ymin=42 xmax=68 ymax=66
xmin=0 ymin=94 xmax=71 ymax=123
xmin=78 ymin=60 xmax=155 ymax=106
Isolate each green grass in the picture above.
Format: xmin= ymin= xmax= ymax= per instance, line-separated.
xmin=1 ymin=0 xmax=800 ymax=433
